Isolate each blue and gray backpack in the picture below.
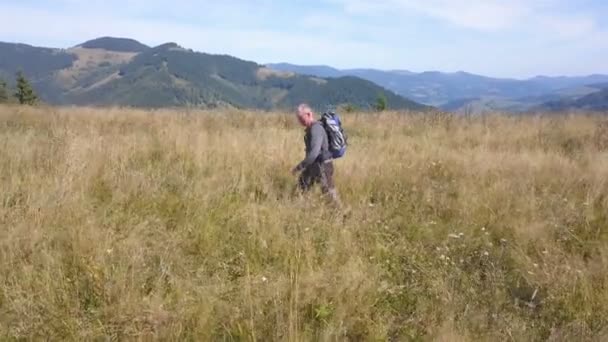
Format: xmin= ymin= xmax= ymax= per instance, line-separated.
xmin=321 ymin=111 xmax=348 ymax=159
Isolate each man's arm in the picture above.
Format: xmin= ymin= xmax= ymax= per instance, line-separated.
xmin=293 ymin=124 xmax=324 ymax=173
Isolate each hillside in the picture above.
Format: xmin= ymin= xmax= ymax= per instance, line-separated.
xmin=268 ymin=63 xmax=344 ymax=78
xmin=440 ymin=84 xmax=607 ymax=115
xmin=2 ymin=106 xmax=608 ymax=340
xmin=0 ymin=38 xmax=428 ymax=111
xmin=77 ymin=37 xmax=150 ymax=53
xmin=541 ymin=88 xmax=608 ymax=111
xmin=267 ymin=63 xmax=608 ymax=111
xmin=0 ymin=42 xmax=75 ymax=78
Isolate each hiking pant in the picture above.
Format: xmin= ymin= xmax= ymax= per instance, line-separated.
xmin=298 ymin=161 xmax=341 ymax=206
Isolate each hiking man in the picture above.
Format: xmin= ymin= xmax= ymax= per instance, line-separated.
xmin=292 ymin=103 xmax=341 ymax=206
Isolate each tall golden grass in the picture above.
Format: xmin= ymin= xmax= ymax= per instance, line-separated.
xmin=1 ymin=104 xmax=607 ymax=341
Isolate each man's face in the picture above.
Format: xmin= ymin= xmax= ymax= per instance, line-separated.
xmin=297 ymin=109 xmax=311 ymax=127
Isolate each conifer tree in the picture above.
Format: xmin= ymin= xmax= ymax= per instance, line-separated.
xmin=14 ymin=71 xmax=38 ymax=105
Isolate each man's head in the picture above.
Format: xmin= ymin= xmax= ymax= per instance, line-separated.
xmin=296 ymin=103 xmax=315 ymax=127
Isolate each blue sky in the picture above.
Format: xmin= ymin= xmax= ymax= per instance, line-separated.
xmin=0 ymin=0 xmax=606 ymax=78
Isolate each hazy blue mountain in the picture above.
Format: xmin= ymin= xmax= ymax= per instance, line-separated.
xmin=540 ymin=87 xmax=608 ymax=111
xmin=267 ymin=63 xmax=608 ymax=112
xmin=527 ymin=75 xmax=608 ymax=91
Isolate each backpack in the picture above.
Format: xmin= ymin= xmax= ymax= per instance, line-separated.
xmin=320 ymin=111 xmax=348 ymax=159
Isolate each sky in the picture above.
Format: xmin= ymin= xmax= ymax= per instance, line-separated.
xmin=0 ymin=0 xmax=607 ymax=78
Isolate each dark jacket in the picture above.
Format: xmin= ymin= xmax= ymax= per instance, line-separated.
xmin=295 ymin=121 xmax=331 ymax=172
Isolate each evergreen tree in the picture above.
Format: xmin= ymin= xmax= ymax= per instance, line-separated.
xmin=0 ymin=78 xmax=9 ymax=103
xmin=375 ymin=93 xmax=387 ymax=112
xmin=14 ymin=71 xmax=38 ymax=105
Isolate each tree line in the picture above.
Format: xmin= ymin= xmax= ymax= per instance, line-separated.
xmin=0 ymin=70 xmax=391 ymax=111
xmin=0 ymin=71 xmax=38 ymax=105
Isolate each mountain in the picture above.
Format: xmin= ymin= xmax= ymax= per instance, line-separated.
xmin=0 ymin=42 xmax=75 ymax=78
xmin=267 ymin=63 xmax=343 ymax=78
xmin=77 ymin=37 xmax=150 ymax=53
xmin=440 ymin=84 xmax=606 ymax=114
xmin=527 ymin=75 xmax=608 ymax=91
xmin=0 ymin=38 xmax=428 ymax=111
xmin=590 ymin=82 xmax=608 ymax=90
xmin=266 ymin=63 xmax=608 ymax=112
xmin=540 ymin=88 xmax=608 ymax=111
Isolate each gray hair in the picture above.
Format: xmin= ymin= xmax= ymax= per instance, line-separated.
xmin=298 ymin=103 xmax=312 ymax=114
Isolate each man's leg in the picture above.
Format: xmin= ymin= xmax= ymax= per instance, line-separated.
xmin=297 ymin=165 xmax=319 ymax=193
xmin=320 ymin=162 xmax=342 ymax=208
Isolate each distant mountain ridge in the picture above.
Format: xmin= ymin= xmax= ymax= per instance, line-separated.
xmin=540 ymin=88 xmax=608 ymax=111
xmin=0 ymin=42 xmax=76 ymax=78
xmin=2 ymin=37 xmax=605 ymax=112
xmin=0 ymin=37 xmax=428 ymax=111
xmin=267 ymin=63 xmax=608 ymax=112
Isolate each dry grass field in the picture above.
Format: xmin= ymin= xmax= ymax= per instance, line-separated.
xmin=1 ymin=105 xmax=608 ymax=341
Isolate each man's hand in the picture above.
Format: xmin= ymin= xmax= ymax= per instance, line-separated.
xmin=291 ymin=166 xmax=300 ymax=175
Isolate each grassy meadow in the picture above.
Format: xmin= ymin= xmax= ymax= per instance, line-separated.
xmin=1 ymin=105 xmax=608 ymax=341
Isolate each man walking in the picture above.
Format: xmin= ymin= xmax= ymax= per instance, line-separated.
xmin=292 ymin=103 xmax=341 ymax=207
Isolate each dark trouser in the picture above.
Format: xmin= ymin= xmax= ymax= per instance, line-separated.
xmin=298 ymin=161 xmax=341 ymax=206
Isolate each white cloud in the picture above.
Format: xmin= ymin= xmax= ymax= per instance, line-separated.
xmin=329 ymin=0 xmax=602 ymax=39
xmin=329 ymin=0 xmax=533 ymax=30
xmin=392 ymin=0 xmax=530 ymax=31
xmin=540 ymin=14 xmax=597 ymax=40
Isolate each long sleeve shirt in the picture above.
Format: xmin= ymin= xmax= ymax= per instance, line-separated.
xmin=295 ymin=122 xmax=330 ymax=172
